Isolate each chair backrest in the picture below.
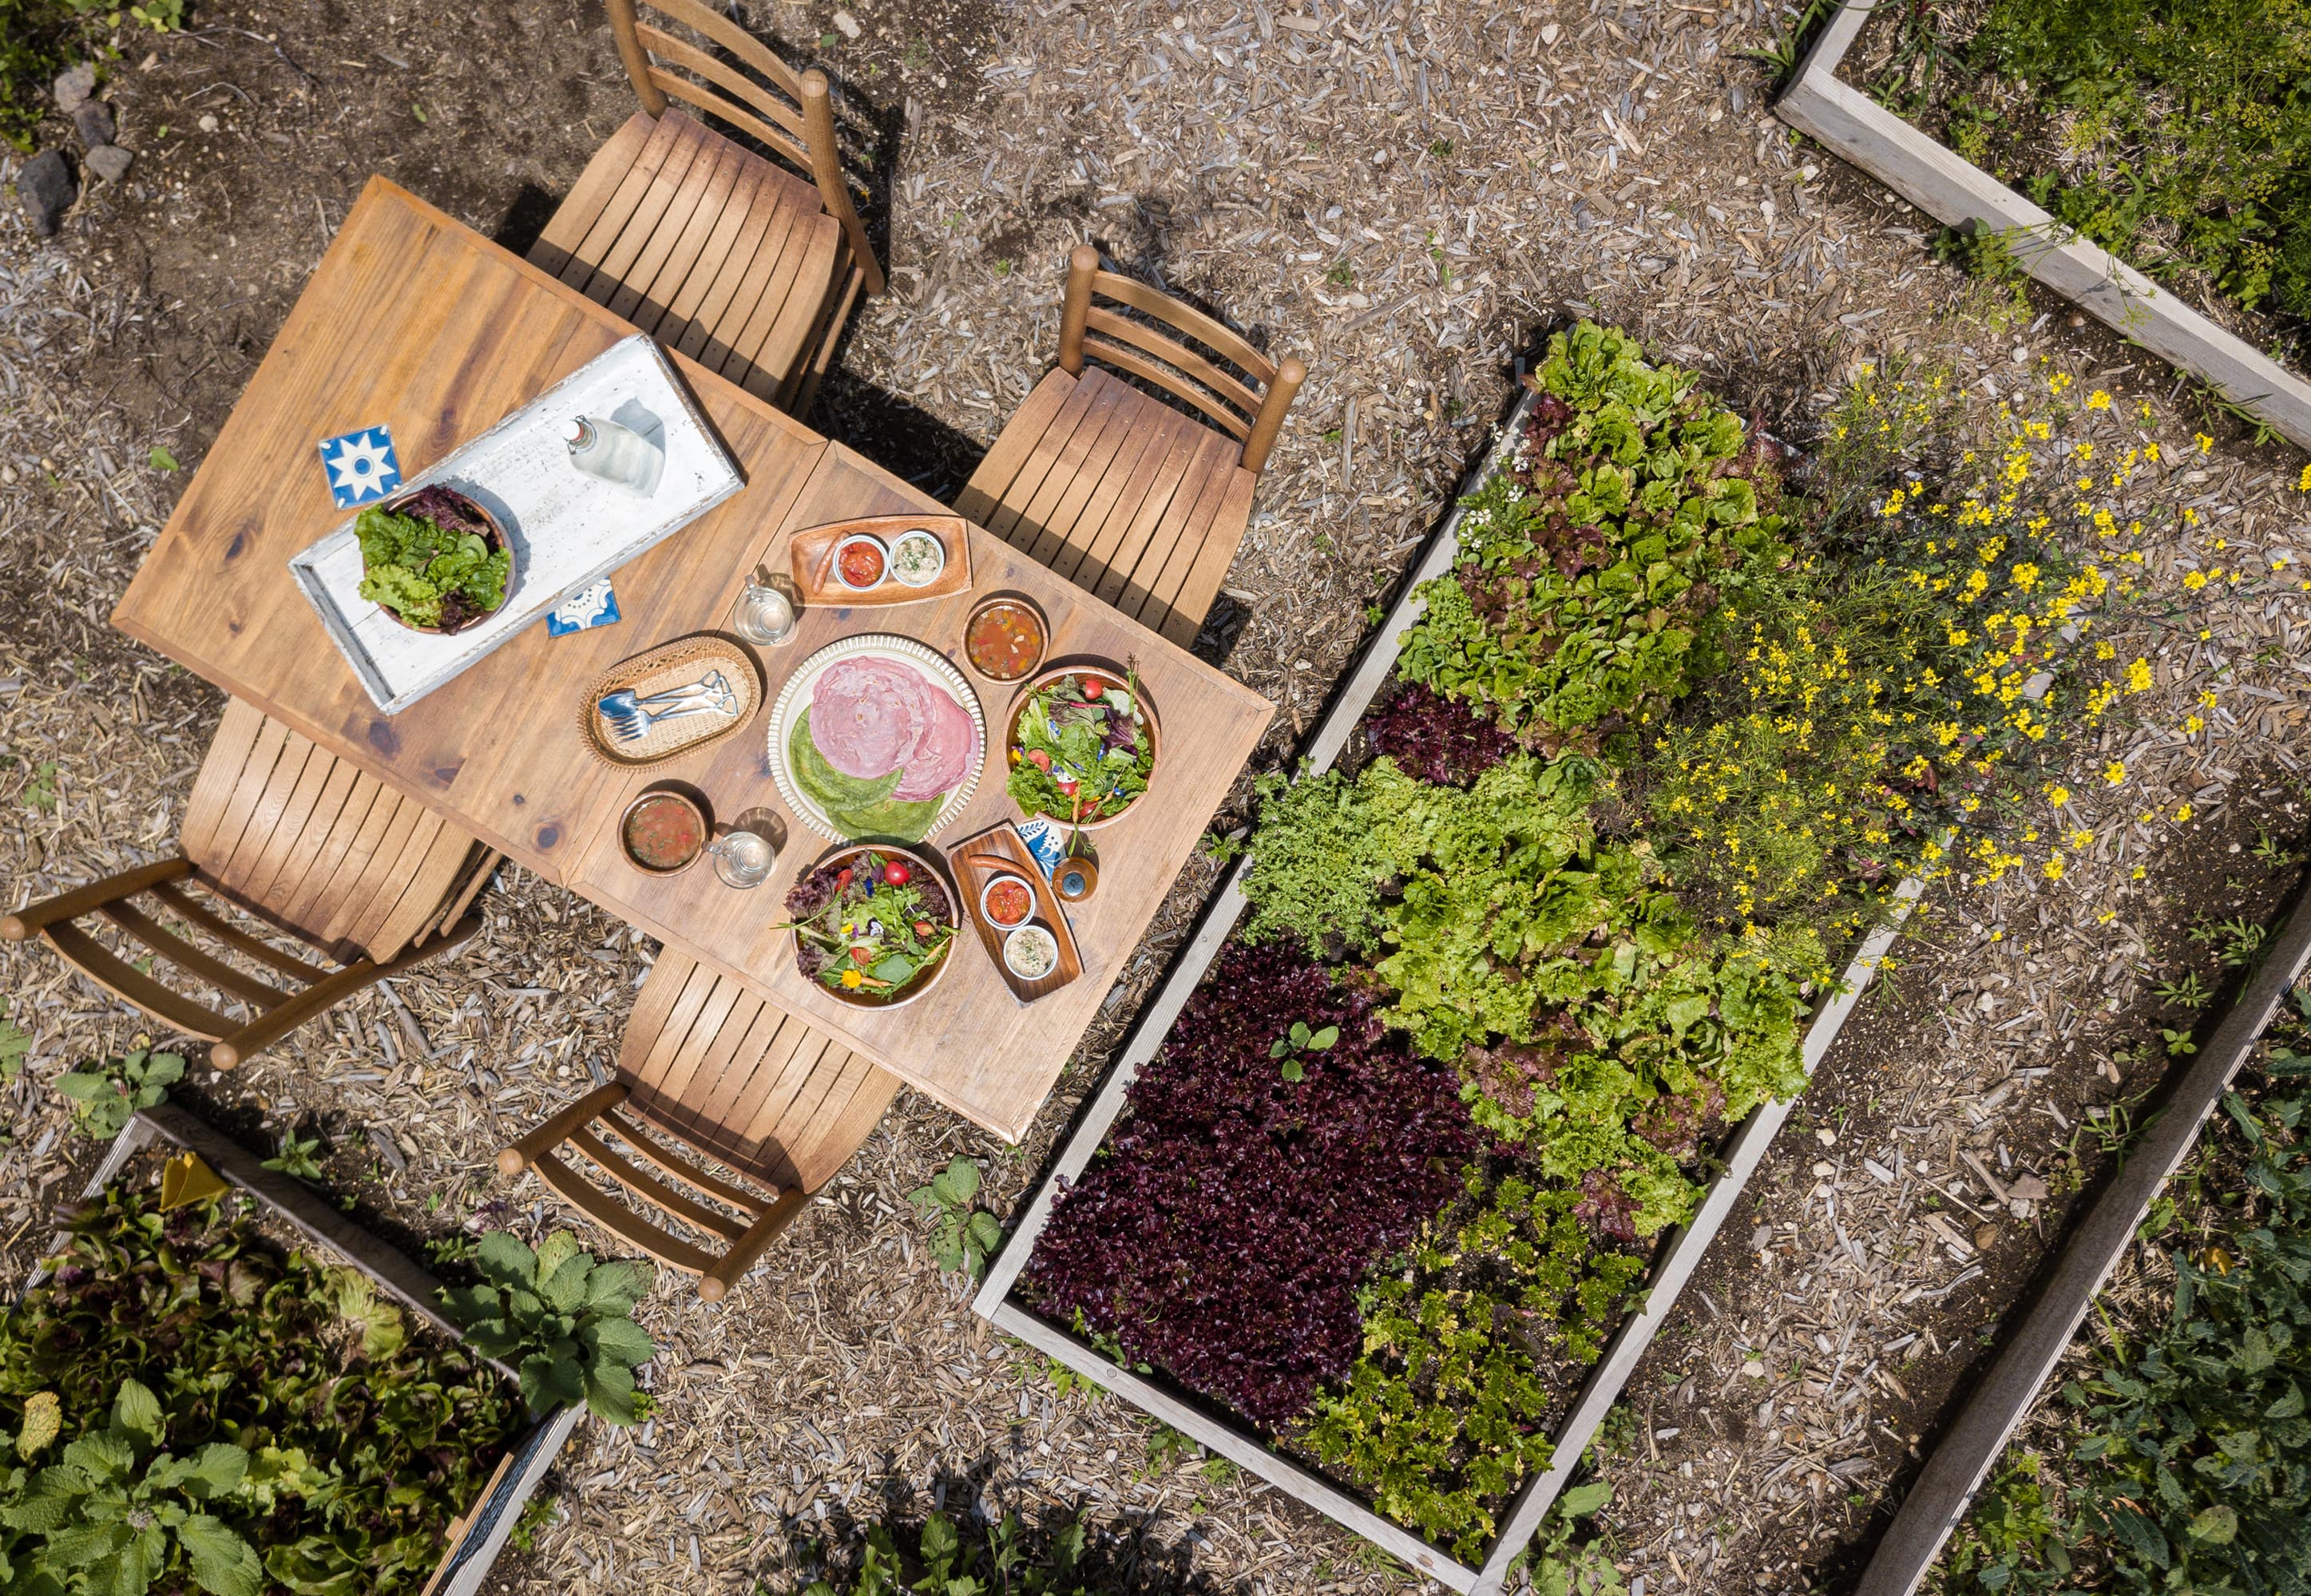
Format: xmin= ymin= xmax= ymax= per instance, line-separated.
xmin=183 ymin=699 xmax=484 ymax=964
xmin=498 ymin=951 xmax=899 ymax=1299
xmin=1057 ymin=244 xmax=1306 ymax=476
xmin=605 ymin=0 xmax=884 ymax=297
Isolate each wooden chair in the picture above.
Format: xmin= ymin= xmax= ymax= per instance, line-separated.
xmin=529 ymin=0 xmax=886 ymax=416
xmin=2 ymin=700 xmax=496 ymax=1069
xmin=497 ymin=949 xmax=899 ymax=1301
xmin=955 ymin=244 xmax=1306 ymax=647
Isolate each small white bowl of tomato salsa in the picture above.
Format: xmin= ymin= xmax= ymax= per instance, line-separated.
xmin=979 ymin=871 xmax=1034 ymax=929
xmin=833 ymin=532 xmax=889 ymax=592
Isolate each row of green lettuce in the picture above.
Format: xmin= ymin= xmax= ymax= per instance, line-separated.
xmin=1027 ymin=322 xmax=2134 ymax=1558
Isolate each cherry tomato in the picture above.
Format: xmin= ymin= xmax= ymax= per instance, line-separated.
xmin=1027 ymin=748 xmax=1052 ymax=772
xmin=883 ymin=860 xmax=912 ymax=885
xmin=850 ymin=946 xmax=873 ymax=964
xmin=1081 ymin=676 xmax=1103 ymax=699
xmin=914 ymin=921 xmax=934 ymax=938
xmin=1056 ymin=777 xmax=1078 ymax=796
xmin=836 ymin=867 xmax=854 ymax=889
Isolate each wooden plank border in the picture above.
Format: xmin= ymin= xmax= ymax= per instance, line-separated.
xmin=1851 ymin=883 xmax=2311 ymax=1596
xmin=973 ymin=386 xmax=1921 ymax=1591
xmin=37 ymin=1105 xmax=581 ymax=1596
xmin=1774 ymin=1 xmax=2311 ymax=453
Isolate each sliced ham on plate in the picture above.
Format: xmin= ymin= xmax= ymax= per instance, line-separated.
xmin=811 ymin=656 xmax=933 ymax=778
xmin=892 ymin=679 xmax=979 ymax=800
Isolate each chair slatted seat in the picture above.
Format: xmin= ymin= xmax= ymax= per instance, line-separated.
xmin=528 ymin=0 xmax=884 ymax=417
xmin=498 ymin=949 xmax=899 ymax=1300
xmin=2 ymin=699 xmax=495 ymax=1068
xmin=955 ymin=244 xmax=1305 ymax=645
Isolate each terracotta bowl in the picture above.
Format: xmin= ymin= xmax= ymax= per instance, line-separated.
xmin=367 ymin=485 xmax=517 ymax=636
xmin=619 ymin=789 xmax=708 ymax=877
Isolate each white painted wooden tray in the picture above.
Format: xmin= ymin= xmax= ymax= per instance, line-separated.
xmin=288 ymin=335 xmax=744 ymax=714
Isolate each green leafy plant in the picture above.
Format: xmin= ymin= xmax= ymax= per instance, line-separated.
xmin=353 ymin=494 xmax=509 ymax=631
xmin=803 ymin=1508 xmax=1100 ymax=1596
xmin=22 ymin=762 xmax=57 ymax=813
xmin=2 ymin=1378 xmax=265 ymax=1596
xmin=1269 ymin=1017 xmax=1338 ymax=1081
xmin=1941 ymin=1017 xmax=2311 ymax=1595
xmin=1528 ymin=1480 xmax=1626 ymax=1596
xmin=906 ymin=1157 xmax=1001 ymax=1280
xmin=439 ymin=1231 xmax=657 ymax=1425
xmin=1397 ymin=322 xmax=1790 ymax=754
xmin=52 ymin=1051 xmax=184 ymax=1140
xmin=2 ymin=1184 xmax=521 ymax=1594
xmin=260 ymin=1129 xmax=327 ymax=1183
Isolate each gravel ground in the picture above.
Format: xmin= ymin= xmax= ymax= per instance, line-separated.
xmin=5 ymin=1 xmax=2311 ymax=1593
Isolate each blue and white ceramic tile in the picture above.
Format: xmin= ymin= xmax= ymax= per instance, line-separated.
xmin=1015 ymin=816 xmax=1065 ymax=879
xmin=546 ymin=580 xmax=622 ymax=637
xmin=319 ymin=426 xmax=402 ymax=508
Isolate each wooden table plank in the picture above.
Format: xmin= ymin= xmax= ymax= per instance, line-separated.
xmin=113 ymin=176 xmax=1273 ymax=1140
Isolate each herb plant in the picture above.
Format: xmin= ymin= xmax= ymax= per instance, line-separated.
xmin=52 ymin=1051 xmax=184 ymax=1140
xmin=906 ymin=1157 xmax=1003 ymax=1280
xmin=440 ymin=1230 xmax=657 ymax=1425
xmin=0 ymin=1184 xmax=522 ymax=1594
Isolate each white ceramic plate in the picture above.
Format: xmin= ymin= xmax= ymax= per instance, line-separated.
xmin=766 ymin=632 xmax=986 ymax=843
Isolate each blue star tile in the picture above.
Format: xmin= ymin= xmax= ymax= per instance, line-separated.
xmin=319 ymin=425 xmax=402 ymax=508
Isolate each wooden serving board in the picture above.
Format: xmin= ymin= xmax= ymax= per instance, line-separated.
xmin=789 ymin=513 xmax=974 ymax=606
xmin=949 ymin=822 xmax=1082 ymax=1003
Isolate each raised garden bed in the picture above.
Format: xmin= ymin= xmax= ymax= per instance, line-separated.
xmin=1853 ymin=878 xmax=2311 ymax=1596
xmin=6 ymin=1103 xmax=579 ymax=1596
xmin=972 ymin=323 xmax=2131 ymax=1590
xmin=1776 ymin=1 xmax=2311 ymax=453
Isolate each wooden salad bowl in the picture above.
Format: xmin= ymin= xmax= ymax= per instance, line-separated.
xmin=1001 ymin=662 xmax=1162 ymax=832
xmin=787 ymin=842 xmax=963 ymax=1012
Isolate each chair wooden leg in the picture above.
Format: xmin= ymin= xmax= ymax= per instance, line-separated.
xmin=209 ymin=912 xmax=482 ymax=1070
xmin=700 ymin=1185 xmax=809 ymax=1301
xmin=1 ymin=856 xmax=193 ymax=941
xmin=497 ymin=1081 xmax=633 ymax=1176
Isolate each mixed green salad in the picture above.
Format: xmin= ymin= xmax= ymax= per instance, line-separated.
xmin=787 ymin=711 xmax=946 ymax=842
xmin=355 ymin=487 xmax=512 ymax=631
xmin=1005 ymin=667 xmax=1155 ymax=824
xmin=781 ymin=849 xmax=957 ymax=1002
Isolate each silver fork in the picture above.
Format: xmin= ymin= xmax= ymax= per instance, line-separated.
xmin=598 ymin=697 xmax=729 ymax=743
xmin=597 ymin=673 xmax=738 ymax=743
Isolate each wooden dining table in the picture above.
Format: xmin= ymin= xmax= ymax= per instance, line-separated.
xmin=112 ymin=177 xmax=1274 ymax=1143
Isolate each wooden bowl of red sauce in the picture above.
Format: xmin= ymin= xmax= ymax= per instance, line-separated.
xmin=962 ymin=595 xmax=1048 ymax=683
xmin=620 ymin=789 xmax=708 ymax=876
